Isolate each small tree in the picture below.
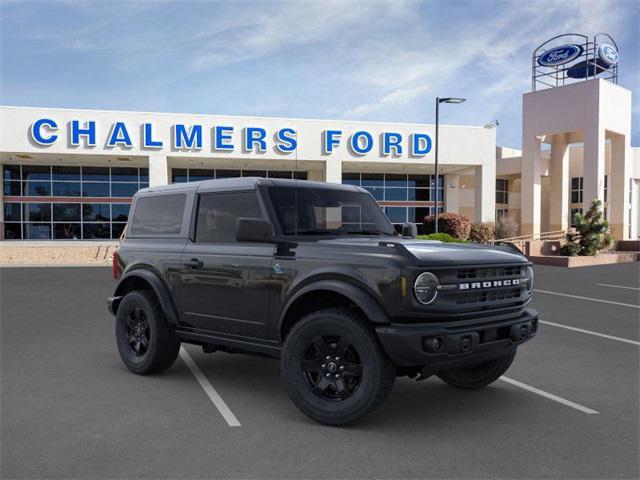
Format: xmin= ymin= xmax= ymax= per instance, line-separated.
xmin=495 ymin=217 xmax=519 ymax=239
xmin=422 ymin=213 xmax=471 ymax=240
xmin=469 ymin=222 xmax=495 ymax=244
xmin=560 ymin=199 xmax=613 ymax=256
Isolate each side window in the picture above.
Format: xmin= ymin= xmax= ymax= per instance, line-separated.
xmin=130 ymin=194 xmax=186 ymax=235
xmin=195 ymin=191 xmax=262 ymax=243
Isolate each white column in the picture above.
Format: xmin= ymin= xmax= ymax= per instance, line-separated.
xmin=324 ymin=158 xmax=342 ymax=184
xmin=582 ymin=126 xmax=605 ymax=211
xmin=474 ymin=163 xmax=495 ymax=223
xmin=609 ymin=134 xmax=631 ymax=240
xmin=445 ymin=173 xmax=459 ymax=213
xmin=148 ymin=153 xmax=169 ymax=187
xmin=549 ymin=135 xmax=570 ymax=232
xmin=521 ymin=135 xmax=542 ymax=236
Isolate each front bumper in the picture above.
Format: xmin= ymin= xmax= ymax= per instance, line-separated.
xmin=376 ymin=308 xmax=538 ymax=369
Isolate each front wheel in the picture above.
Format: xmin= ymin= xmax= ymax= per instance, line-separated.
xmin=281 ymin=308 xmax=396 ymax=426
xmin=437 ymin=351 xmax=516 ymax=389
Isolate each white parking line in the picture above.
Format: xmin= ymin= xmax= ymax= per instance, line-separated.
xmin=534 ymin=289 xmax=640 ymax=309
xmin=500 ymin=376 xmax=599 ymax=415
xmin=596 ymin=283 xmax=640 ymax=291
xmin=179 ymin=347 xmax=242 ymax=427
xmin=540 ymin=320 xmax=640 ymax=346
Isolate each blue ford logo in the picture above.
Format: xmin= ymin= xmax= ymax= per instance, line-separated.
xmin=598 ymin=44 xmax=618 ymax=66
xmin=538 ymin=44 xmax=583 ymax=67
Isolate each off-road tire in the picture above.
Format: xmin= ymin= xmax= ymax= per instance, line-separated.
xmin=115 ymin=290 xmax=180 ymax=375
xmin=281 ymin=308 xmax=396 ymax=426
xmin=437 ymin=351 xmax=516 ymax=389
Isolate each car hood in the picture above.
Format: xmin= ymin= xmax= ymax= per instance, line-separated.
xmin=318 ymin=237 xmax=528 ymax=267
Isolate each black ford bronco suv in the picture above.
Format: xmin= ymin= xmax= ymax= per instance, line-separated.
xmin=108 ymin=177 xmax=537 ymax=425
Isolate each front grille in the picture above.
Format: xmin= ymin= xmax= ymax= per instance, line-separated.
xmin=456 ymin=287 xmax=522 ymax=305
xmin=457 ymin=266 xmax=522 ymax=280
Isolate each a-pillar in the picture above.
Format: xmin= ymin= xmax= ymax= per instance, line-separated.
xmin=521 ymin=135 xmax=543 ymax=236
xmin=474 ymin=163 xmax=495 ymax=222
xmin=582 ymin=126 xmax=605 ymax=212
xmin=609 ymin=133 xmax=631 ymax=240
xmin=445 ymin=173 xmax=459 ymax=214
xmin=549 ymin=134 xmax=570 ymax=232
xmin=148 ymin=153 xmax=169 ymax=187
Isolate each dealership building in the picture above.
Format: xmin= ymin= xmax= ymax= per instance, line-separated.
xmin=1 ymin=35 xmax=638 ymax=242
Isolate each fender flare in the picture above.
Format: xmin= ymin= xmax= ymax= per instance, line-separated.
xmin=113 ymin=268 xmax=179 ymax=325
xmin=278 ymin=279 xmax=390 ymax=337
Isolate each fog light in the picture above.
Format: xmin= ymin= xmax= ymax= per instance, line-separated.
xmin=422 ymin=336 xmax=444 ymax=353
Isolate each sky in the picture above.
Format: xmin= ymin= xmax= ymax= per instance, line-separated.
xmin=1 ymin=0 xmax=638 ymax=148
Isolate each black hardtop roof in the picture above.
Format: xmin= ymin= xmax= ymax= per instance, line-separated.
xmin=135 ymin=177 xmax=364 ymax=196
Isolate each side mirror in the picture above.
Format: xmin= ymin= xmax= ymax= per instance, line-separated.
xmin=402 ymin=222 xmax=417 ymax=238
xmin=235 ymin=217 xmax=273 ymax=243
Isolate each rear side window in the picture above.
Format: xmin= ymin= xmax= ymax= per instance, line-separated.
xmin=195 ymin=191 xmax=262 ymax=243
xmin=130 ymin=194 xmax=186 ymax=235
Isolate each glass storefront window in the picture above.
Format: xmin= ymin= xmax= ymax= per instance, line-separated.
xmin=53 ymin=204 xmax=81 ymax=222
xmin=52 ymin=166 xmax=80 ymax=181
xmin=3 ymin=181 xmax=21 ymax=196
xmin=26 ymin=181 xmax=51 ymax=196
xmin=25 ymin=203 xmax=51 ymax=222
xmin=171 ymin=168 xmax=305 ymax=183
xmin=111 ymin=183 xmax=139 ymax=197
xmin=83 ymin=223 xmax=111 ymax=239
xmin=3 ymin=164 xmax=21 ymax=181
xmin=52 ymin=182 xmax=81 ymax=197
xmin=82 ymin=182 xmax=110 ymax=197
xmin=83 ymin=203 xmax=110 ymax=222
xmin=82 ymin=167 xmax=110 ymax=182
xmin=4 ymin=223 xmax=22 ymax=239
xmin=110 ymin=167 xmax=138 ymax=181
xmin=22 ymin=165 xmax=51 ymax=181
xmin=54 ymin=223 xmax=81 ymax=239
xmin=111 ymin=204 xmax=130 ymax=222
xmin=4 ymin=202 xmax=21 ymax=221
xmin=24 ymin=223 xmax=51 ymax=239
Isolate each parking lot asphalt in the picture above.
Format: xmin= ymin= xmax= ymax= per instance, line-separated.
xmin=1 ymin=263 xmax=639 ymax=479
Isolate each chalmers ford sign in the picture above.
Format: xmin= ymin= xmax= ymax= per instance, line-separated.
xmin=28 ymin=118 xmax=434 ymax=157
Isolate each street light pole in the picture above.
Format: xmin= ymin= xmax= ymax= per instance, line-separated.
xmin=435 ymin=97 xmax=440 ymax=233
xmin=433 ymin=96 xmax=466 ymax=234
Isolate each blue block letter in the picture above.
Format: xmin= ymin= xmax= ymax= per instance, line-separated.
xmin=107 ymin=122 xmax=133 ymax=147
xmin=30 ymin=118 xmax=58 ymax=145
xmin=275 ymin=128 xmax=297 ymax=153
xmin=244 ymin=127 xmax=267 ymax=152
xmin=383 ymin=132 xmax=403 ymax=156
xmin=173 ymin=124 xmax=203 ymax=150
xmin=411 ymin=133 xmax=432 ymax=156
xmin=323 ymin=130 xmax=342 ymax=154
xmin=143 ymin=123 xmax=163 ymax=148
xmin=350 ymin=131 xmax=373 ymax=155
xmin=214 ymin=126 xmax=234 ymax=151
xmin=71 ymin=120 xmax=96 ymax=146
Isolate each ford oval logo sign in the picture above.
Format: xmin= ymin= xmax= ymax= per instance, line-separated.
xmin=538 ymin=44 xmax=583 ymax=67
xmin=598 ymin=44 xmax=618 ymax=66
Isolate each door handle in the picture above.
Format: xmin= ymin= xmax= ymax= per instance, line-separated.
xmin=184 ymin=258 xmax=204 ymax=269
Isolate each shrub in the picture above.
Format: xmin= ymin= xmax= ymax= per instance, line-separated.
xmin=469 ymin=222 xmax=495 ymax=244
xmin=422 ymin=212 xmax=471 ymax=240
xmin=495 ymin=217 xmax=519 ymax=239
xmin=417 ymin=233 xmax=468 ymax=243
xmin=559 ymin=199 xmax=613 ymax=256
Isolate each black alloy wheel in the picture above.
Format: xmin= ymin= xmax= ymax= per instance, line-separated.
xmin=126 ymin=307 xmax=150 ymax=357
xmin=301 ymin=335 xmax=363 ymax=401
xmin=281 ymin=308 xmax=395 ymax=426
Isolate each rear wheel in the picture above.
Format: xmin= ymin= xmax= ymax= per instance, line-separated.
xmin=115 ymin=290 xmax=180 ymax=375
xmin=281 ymin=308 xmax=395 ymax=426
xmin=437 ymin=351 xmax=516 ymax=389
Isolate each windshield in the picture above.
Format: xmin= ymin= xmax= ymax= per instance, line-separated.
xmin=267 ymin=186 xmax=396 ymax=236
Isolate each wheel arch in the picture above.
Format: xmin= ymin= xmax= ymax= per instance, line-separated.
xmin=113 ymin=269 xmax=179 ymax=325
xmin=279 ymin=279 xmax=390 ymax=341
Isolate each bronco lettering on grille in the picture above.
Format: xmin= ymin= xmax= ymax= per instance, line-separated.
xmin=459 ymin=279 xmax=520 ymax=290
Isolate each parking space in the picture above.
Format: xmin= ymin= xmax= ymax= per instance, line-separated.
xmin=1 ymin=263 xmax=639 ymax=479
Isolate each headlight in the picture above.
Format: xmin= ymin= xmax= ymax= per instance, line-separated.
xmin=525 ymin=266 xmax=534 ymax=293
xmin=414 ymin=272 xmax=439 ymax=305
